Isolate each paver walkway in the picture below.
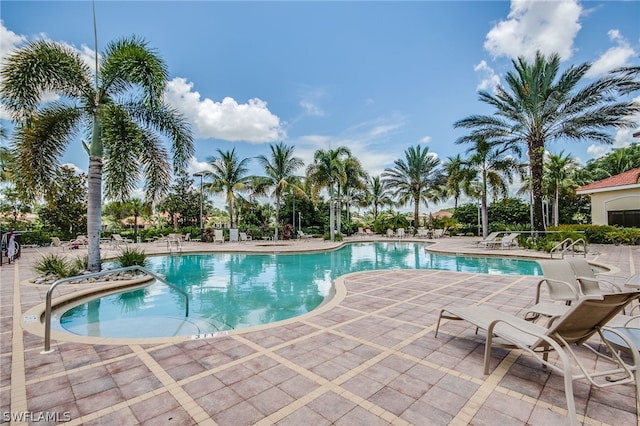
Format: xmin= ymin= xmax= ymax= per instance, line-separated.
xmin=1 ymin=237 xmax=638 ymax=425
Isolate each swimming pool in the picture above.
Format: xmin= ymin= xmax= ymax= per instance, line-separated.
xmin=58 ymin=242 xmax=542 ymax=338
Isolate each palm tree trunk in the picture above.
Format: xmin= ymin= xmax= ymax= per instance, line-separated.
xmin=413 ymin=196 xmax=419 ymax=232
xmin=554 ymin=187 xmax=560 ymax=227
xmin=87 ymin=156 xmax=103 ymax=272
xmin=481 ymin=192 xmax=488 ymax=239
xmin=274 ymin=196 xmax=280 ymax=240
xmin=529 ymin=143 xmax=545 ymax=232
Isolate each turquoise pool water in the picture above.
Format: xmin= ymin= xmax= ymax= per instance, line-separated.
xmin=59 ymin=242 xmax=542 ymax=338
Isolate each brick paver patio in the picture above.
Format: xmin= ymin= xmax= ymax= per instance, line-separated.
xmin=1 ymin=237 xmax=638 ymax=425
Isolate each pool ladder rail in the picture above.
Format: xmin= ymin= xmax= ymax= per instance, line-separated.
xmin=550 ymin=237 xmax=587 ymax=259
xmin=166 ymin=236 xmax=183 ymax=254
xmin=41 ymin=266 xmax=189 ymax=354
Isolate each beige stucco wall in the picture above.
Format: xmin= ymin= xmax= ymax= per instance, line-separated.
xmin=587 ymin=187 xmax=640 ymax=225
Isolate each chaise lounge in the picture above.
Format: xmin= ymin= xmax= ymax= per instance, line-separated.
xmin=434 ymin=290 xmax=640 ymax=425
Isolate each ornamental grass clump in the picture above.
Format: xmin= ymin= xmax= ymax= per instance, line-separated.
xmin=118 ymin=247 xmax=147 ymax=267
xmin=34 ymin=254 xmax=80 ymax=278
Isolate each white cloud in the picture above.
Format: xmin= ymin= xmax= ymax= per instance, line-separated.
xmin=484 ymin=0 xmax=582 ymax=61
xmin=585 ymin=30 xmax=636 ymax=78
xmin=164 ymin=77 xmax=286 ymax=144
xmin=300 ymin=100 xmax=324 ymax=116
xmin=186 ymin=157 xmax=213 ymax=177
xmin=420 ymin=136 xmax=432 ymax=144
xmin=474 ymin=60 xmax=500 ymax=93
xmin=0 ymin=21 xmax=25 ymax=60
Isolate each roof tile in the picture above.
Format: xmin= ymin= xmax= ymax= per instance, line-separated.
xmin=576 ymin=167 xmax=640 ymax=192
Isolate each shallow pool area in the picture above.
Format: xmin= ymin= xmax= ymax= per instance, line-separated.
xmin=58 ymin=242 xmax=543 ymax=338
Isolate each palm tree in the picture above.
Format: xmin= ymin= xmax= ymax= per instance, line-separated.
xmin=382 ymin=145 xmax=441 ymax=229
xmin=204 ymin=148 xmax=251 ymax=228
xmin=459 ymin=137 xmax=522 ymax=238
xmin=441 ymin=154 xmax=475 ymax=209
xmin=255 ymin=142 xmax=304 ymax=240
xmin=306 ymin=147 xmax=352 ymax=240
xmin=1 ymin=37 xmax=193 ymax=271
xmin=544 ymin=151 xmax=580 ymax=227
xmin=366 ymin=175 xmax=394 ymax=220
xmin=340 ymin=155 xmax=368 ymax=231
xmin=454 ymin=51 xmax=639 ymax=232
xmin=126 ymin=198 xmax=152 ymax=239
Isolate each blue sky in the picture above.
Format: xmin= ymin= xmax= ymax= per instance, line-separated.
xmin=1 ymin=0 xmax=639 ymax=212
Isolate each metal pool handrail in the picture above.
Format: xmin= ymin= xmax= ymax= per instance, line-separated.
xmin=42 ymin=265 xmax=189 ymax=353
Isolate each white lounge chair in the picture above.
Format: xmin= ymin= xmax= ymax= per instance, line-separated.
xmin=239 ymin=232 xmax=252 ymax=242
xmin=297 ymin=230 xmax=310 ymax=240
xmin=566 ymin=258 xmax=624 ymax=295
xmin=50 ymin=236 xmax=71 ymax=251
xmin=476 ymin=231 xmax=502 ymax=248
xmin=213 ymin=229 xmax=224 ymax=244
xmin=498 ymin=232 xmax=520 ymax=249
xmin=111 ymin=234 xmax=133 ymax=249
xmin=524 ymin=259 xmax=583 ymax=322
xmin=435 ymin=290 xmax=640 ymax=426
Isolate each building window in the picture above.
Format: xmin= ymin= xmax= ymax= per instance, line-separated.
xmin=608 ymin=210 xmax=640 ymax=227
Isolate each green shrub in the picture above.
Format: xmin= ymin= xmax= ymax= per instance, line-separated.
xmin=117 ymin=246 xmax=147 ymax=267
xmin=72 ymin=254 xmax=89 ymax=271
xmin=19 ymin=230 xmax=53 ymax=247
xmin=34 ymin=254 xmax=80 ymax=278
xmin=608 ymin=228 xmax=640 ymax=245
xmin=584 ymin=225 xmax=618 ymax=244
xmin=323 ymin=232 xmax=343 ymax=241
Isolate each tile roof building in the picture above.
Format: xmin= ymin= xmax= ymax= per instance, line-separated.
xmin=576 ymin=167 xmax=640 ymax=226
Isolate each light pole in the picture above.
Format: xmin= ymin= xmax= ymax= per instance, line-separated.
xmin=194 ymin=173 xmax=204 ymax=240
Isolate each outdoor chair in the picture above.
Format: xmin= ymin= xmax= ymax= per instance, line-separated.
xmin=239 ymin=232 xmax=252 ymax=242
xmin=476 ymin=231 xmax=501 ymax=248
xmin=435 ymin=290 xmax=640 ymax=426
xmin=566 ymin=258 xmax=625 ymax=295
xmin=498 ymin=232 xmax=520 ymax=249
xmin=297 ymin=230 xmax=310 ymax=240
xmin=50 ymin=237 xmax=71 ymax=251
xmin=524 ymin=259 xmax=583 ymax=322
xmin=111 ymin=234 xmax=133 ymax=249
xmin=396 ymin=228 xmax=405 ymax=238
xmin=213 ymin=229 xmax=224 ymax=244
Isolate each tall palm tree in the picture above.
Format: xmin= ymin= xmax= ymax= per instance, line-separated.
xmin=454 ymin=51 xmax=639 ymax=232
xmin=204 ymin=148 xmax=251 ymax=228
xmin=460 ymin=137 xmax=522 ymax=238
xmin=441 ymin=154 xmax=475 ymax=209
xmin=366 ymin=175 xmax=394 ymax=220
xmin=1 ymin=37 xmax=193 ymax=271
xmin=544 ymin=151 xmax=579 ymax=227
xmin=382 ymin=145 xmax=441 ymax=229
xmin=255 ymin=142 xmax=304 ymax=240
xmin=306 ymin=147 xmax=352 ymax=239
xmin=340 ymin=155 xmax=368 ymax=231
xmin=126 ymin=198 xmax=152 ymax=239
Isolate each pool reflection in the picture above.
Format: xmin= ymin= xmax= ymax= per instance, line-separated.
xmin=60 ymin=242 xmax=542 ymax=337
